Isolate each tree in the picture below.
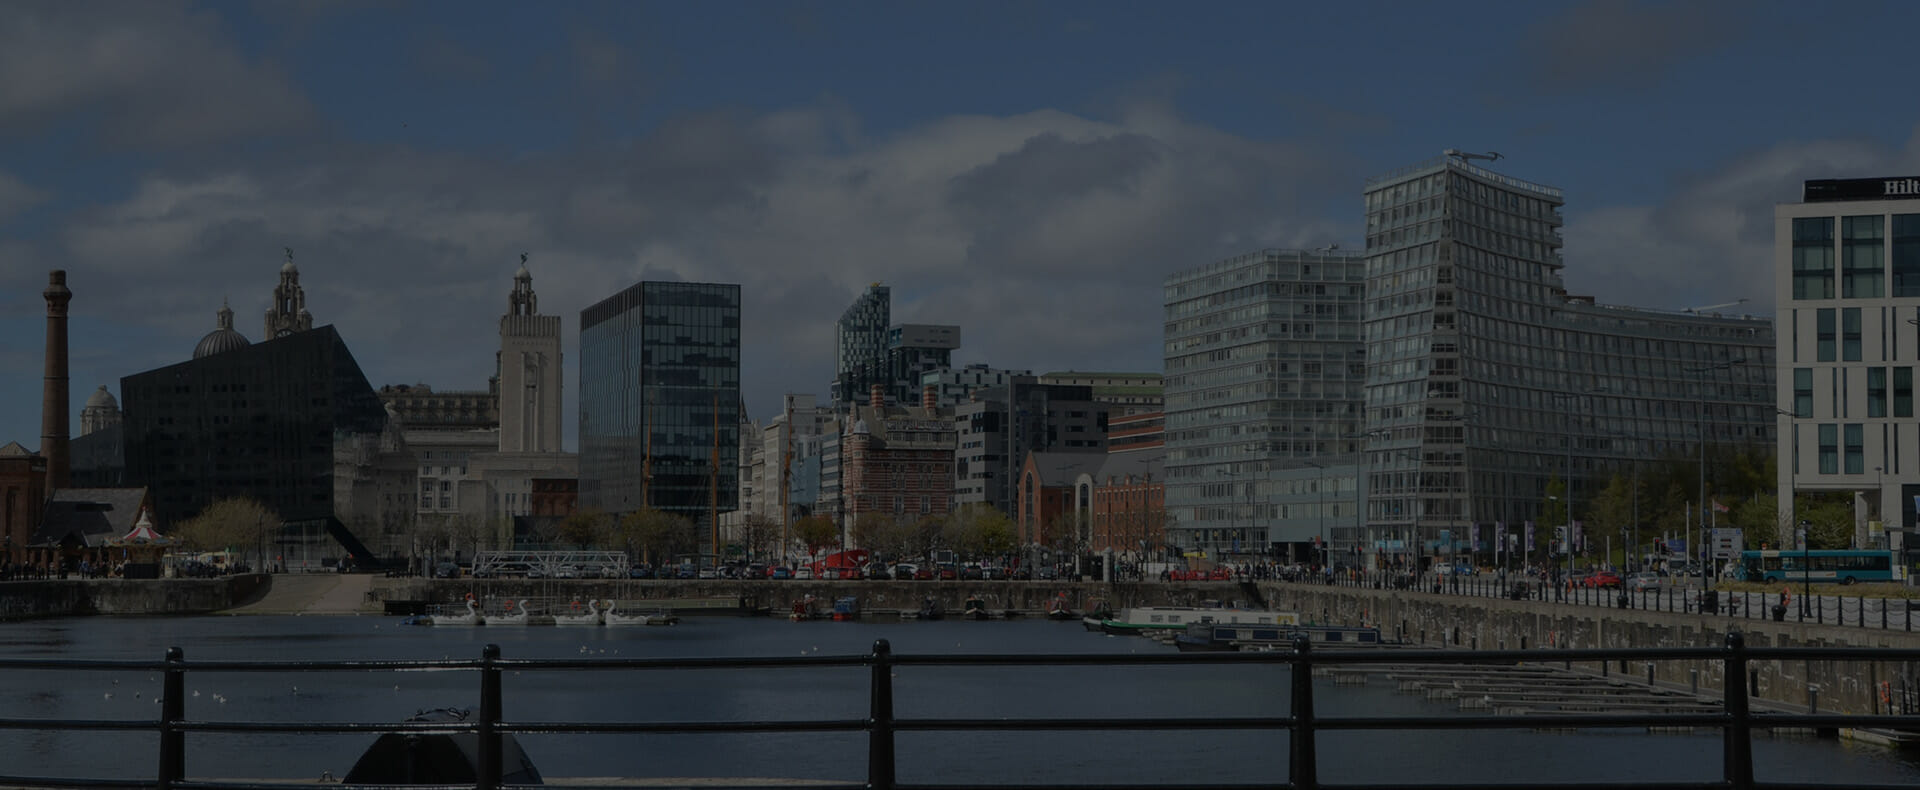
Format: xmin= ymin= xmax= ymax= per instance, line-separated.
xmin=1731 ymin=492 xmax=1786 ymax=551
xmin=557 ymin=509 xmax=612 ymax=548
xmin=793 ymin=514 xmax=838 ymax=560
xmin=909 ymin=514 xmax=946 ymax=558
xmin=174 ymin=497 xmax=279 ymax=566
xmin=613 ymin=508 xmax=691 ymax=565
xmin=734 ymin=513 xmax=783 ymax=561
xmin=851 ymin=513 xmax=910 ymax=562
xmin=944 ymin=504 xmax=1015 ymax=560
xmin=1583 ymin=473 xmax=1636 ymax=564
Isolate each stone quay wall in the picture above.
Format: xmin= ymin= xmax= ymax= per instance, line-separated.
xmin=0 ymin=576 xmax=262 ymax=621
xmin=1261 ymin=582 xmax=1920 ymax=717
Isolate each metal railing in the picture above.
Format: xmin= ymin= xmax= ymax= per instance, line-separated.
xmin=3 ymin=635 xmax=1919 ymax=790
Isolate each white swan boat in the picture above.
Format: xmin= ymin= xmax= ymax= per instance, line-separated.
xmin=489 ymin=599 xmax=531 ymax=626
xmin=429 ymin=598 xmax=483 ymax=627
xmin=604 ymin=600 xmax=678 ymax=626
xmin=553 ymin=599 xmax=602 ymax=627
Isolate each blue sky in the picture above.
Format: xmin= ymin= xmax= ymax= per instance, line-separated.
xmin=3 ymin=0 xmax=1919 ymax=455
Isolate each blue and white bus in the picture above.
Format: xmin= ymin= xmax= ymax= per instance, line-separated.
xmin=1737 ymin=549 xmax=1905 ymax=585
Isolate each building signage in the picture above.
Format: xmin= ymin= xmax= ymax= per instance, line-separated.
xmin=1804 ymin=177 xmax=1920 ymax=202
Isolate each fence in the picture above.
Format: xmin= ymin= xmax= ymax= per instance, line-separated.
xmin=3 ymin=634 xmax=1919 ymax=790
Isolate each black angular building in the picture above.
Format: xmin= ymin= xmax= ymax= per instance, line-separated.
xmin=121 ymin=322 xmax=389 ymax=566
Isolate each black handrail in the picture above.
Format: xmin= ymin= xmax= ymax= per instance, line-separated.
xmin=5 ymin=633 xmax=1920 ymax=790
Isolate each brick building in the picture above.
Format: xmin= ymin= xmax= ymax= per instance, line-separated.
xmin=0 ymin=442 xmax=47 ymax=568
xmin=1084 ymin=451 xmax=1167 ymax=554
xmin=841 ymin=385 xmax=955 ymax=526
xmin=1015 ymin=451 xmax=1104 ymax=548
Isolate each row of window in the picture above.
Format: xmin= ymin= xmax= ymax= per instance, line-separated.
xmin=1792 ymin=214 xmax=1920 ymax=299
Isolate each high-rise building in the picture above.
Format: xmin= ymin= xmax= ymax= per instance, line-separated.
xmin=883 ymin=324 xmax=960 ymax=404
xmin=1775 ymin=176 xmax=1920 ymax=547
xmin=1038 ymin=371 xmax=1164 ymax=416
xmin=1162 ymin=249 xmax=1368 ymax=560
xmin=920 ymin=363 xmax=1032 ymax=408
xmin=499 ymin=259 xmax=563 ymax=453
xmin=1361 ymin=151 xmax=1774 ymax=568
xmin=832 ymin=283 xmax=890 ymax=405
xmin=579 ymin=281 xmax=741 ymax=541
xmin=952 ymin=378 xmax=1109 ymax=517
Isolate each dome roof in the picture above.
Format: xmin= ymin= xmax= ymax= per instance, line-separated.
xmin=194 ymin=300 xmax=251 ymax=359
xmin=84 ymin=385 xmax=118 ymax=410
xmin=194 ymin=328 xmax=250 ymax=359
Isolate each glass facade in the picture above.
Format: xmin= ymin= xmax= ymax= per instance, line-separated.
xmin=1162 ymin=249 xmax=1366 ymax=559
xmin=579 ymin=282 xmax=741 ymax=531
xmin=1364 ymin=154 xmax=1775 ymax=565
xmin=831 ymin=284 xmax=889 ymax=404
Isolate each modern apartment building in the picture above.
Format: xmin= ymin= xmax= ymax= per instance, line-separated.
xmin=579 ymin=281 xmax=741 ymax=541
xmin=952 ymin=379 xmax=1108 ymax=517
xmin=1162 ymin=249 xmax=1368 ymax=561
xmin=1038 ymin=371 xmax=1164 ymax=416
xmin=1361 ymin=151 xmax=1774 ymax=567
xmin=1776 ymin=176 xmax=1920 ymax=547
xmin=831 ymin=284 xmax=890 ymax=405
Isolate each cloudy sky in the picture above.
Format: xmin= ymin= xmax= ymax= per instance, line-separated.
xmin=4 ymin=0 xmax=1919 ymax=453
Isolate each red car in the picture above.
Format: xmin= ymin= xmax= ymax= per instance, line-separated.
xmin=1583 ymin=570 xmax=1623 ymax=588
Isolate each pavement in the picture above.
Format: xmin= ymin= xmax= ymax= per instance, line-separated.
xmin=219 ymin=573 xmax=373 ymax=615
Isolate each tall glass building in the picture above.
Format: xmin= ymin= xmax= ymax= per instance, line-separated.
xmin=832 ymin=284 xmax=889 ymax=405
xmin=1162 ymin=249 xmax=1367 ymax=559
xmin=1363 ymin=152 xmax=1774 ymax=568
xmin=579 ymin=282 xmax=741 ymax=534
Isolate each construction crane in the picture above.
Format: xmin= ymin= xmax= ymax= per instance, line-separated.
xmin=1683 ymin=298 xmax=1748 ymax=314
xmin=1444 ymin=149 xmax=1502 ymax=164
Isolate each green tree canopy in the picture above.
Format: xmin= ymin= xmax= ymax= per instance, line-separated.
xmin=173 ymin=496 xmax=279 ymax=558
xmin=793 ymin=514 xmax=839 ymax=559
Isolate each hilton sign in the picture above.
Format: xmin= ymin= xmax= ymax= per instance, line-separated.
xmin=1804 ymin=177 xmax=1920 ymax=202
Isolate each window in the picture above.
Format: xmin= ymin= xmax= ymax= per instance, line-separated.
xmin=1894 ymin=215 xmax=1920 ymax=297
xmin=1842 ymin=215 xmax=1885 ymax=298
xmin=1816 ymin=308 xmax=1836 ymax=362
xmin=1869 ymin=367 xmax=1887 ymax=418
xmin=1793 ymin=217 xmax=1835 ymax=299
xmin=1843 ymin=308 xmax=1862 ymax=361
xmin=1793 ymin=368 xmax=1814 ymax=417
xmin=1897 ymin=367 xmax=1913 ymax=418
xmin=1844 ymin=424 xmax=1865 ymax=474
xmin=1818 ymin=424 xmax=1838 ymax=475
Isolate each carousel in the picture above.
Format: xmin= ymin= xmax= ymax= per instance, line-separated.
xmin=104 ymin=509 xmax=172 ymax=579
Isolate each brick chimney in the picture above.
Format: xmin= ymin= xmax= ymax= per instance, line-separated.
xmin=41 ymin=270 xmax=71 ymax=491
xmin=922 ymin=385 xmax=937 ymax=412
xmin=869 ymin=384 xmax=884 ymax=408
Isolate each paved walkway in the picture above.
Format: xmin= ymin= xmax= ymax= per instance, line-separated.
xmin=220 ymin=573 xmax=373 ymax=615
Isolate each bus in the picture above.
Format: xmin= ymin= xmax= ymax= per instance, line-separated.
xmin=1737 ymin=549 xmax=1905 ymax=585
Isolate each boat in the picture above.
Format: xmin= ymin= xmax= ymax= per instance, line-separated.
xmin=344 ymin=707 xmax=543 ymax=784
xmin=1172 ymin=621 xmax=1391 ymax=652
xmin=489 ymin=599 xmax=531 ymax=626
xmin=790 ymin=595 xmax=821 ymax=622
xmin=1044 ymin=593 xmax=1075 ymax=620
xmin=605 ymin=600 xmax=678 ymax=626
xmin=831 ymin=596 xmax=860 ymax=621
xmin=961 ymin=595 xmax=989 ymax=620
xmin=916 ymin=597 xmax=944 ymax=621
xmin=552 ymin=599 xmax=602 ymax=627
xmin=1097 ymin=605 xmax=1298 ymax=636
xmin=429 ymin=597 xmax=483 ymax=627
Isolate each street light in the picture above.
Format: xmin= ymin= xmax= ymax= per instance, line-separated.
xmin=1305 ymin=460 xmax=1327 ymax=571
xmin=1686 ymin=358 xmax=1746 ymax=603
xmin=1548 ymin=390 xmax=1602 ymax=593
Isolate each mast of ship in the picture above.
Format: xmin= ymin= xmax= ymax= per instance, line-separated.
xmin=710 ymin=390 xmax=719 ymax=563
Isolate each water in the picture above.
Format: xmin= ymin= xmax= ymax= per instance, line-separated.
xmin=2 ymin=614 xmax=1917 ymax=786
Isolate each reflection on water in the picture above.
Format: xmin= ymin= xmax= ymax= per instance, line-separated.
xmin=0 ymin=615 xmax=1914 ymax=786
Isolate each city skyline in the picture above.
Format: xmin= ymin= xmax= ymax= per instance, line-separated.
xmin=6 ymin=1 xmax=1920 ymax=453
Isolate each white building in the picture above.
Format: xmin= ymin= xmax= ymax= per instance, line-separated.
xmin=1775 ymin=177 xmax=1920 ymax=550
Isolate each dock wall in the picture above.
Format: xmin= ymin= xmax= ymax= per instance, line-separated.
xmin=0 ymin=576 xmax=262 ymax=621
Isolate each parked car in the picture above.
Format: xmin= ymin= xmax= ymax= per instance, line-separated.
xmin=864 ymin=563 xmax=892 ymax=580
xmin=981 ymin=566 xmax=1007 ymax=581
xmin=1584 ymin=570 xmax=1623 ymax=588
xmin=937 ymin=563 xmax=959 ymax=580
xmin=793 ymin=567 xmax=814 ymax=580
xmin=554 ymin=564 xmax=578 ymax=579
xmin=769 ymin=566 xmax=793 ymax=580
xmin=1625 ymin=571 xmax=1661 ymax=591
xmin=675 ymin=564 xmax=698 ymax=579
xmin=696 ymin=567 xmax=719 ymax=580
xmin=912 ymin=566 xmax=935 ymax=580
xmin=627 ymin=564 xmax=653 ymax=579
xmin=959 ymin=565 xmax=984 ymax=580
xmin=746 ymin=563 xmax=768 ymax=579
xmin=893 ymin=563 xmax=918 ymax=579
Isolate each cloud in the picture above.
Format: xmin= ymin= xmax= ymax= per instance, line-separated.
xmin=0 ymin=1 xmax=314 ymax=148
xmin=1522 ymin=0 xmax=1749 ymax=92
xmin=1563 ymin=130 xmax=1920 ymax=312
xmin=8 ymin=100 xmax=1361 ymax=449
xmin=0 ymin=171 xmax=48 ymax=220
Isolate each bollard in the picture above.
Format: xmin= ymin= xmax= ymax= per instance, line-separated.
xmin=1691 ymin=667 xmax=1699 ymax=696
xmin=1646 ymin=662 xmax=1655 ymax=687
xmin=1809 ymin=685 xmax=1819 ymax=714
xmin=1520 ymin=635 xmax=1528 ymax=650
xmin=1749 ymin=669 xmax=1759 ymax=698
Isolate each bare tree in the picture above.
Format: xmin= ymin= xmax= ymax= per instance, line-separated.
xmin=174 ymin=497 xmax=280 ymax=569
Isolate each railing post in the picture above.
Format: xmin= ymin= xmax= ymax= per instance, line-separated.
xmin=1289 ymin=634 xmax=1317 ymax=790
xmin=868 ymin=639 xmax=896 ymax=790
xmin=479 ymin=644 xmax=502 ymax=790
xmin=1722 ymin=631 xmax=1754 ymax=790
xmin=158 ymin=647 xmax=185 ymax=790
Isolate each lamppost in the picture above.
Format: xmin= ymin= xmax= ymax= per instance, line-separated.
xmin=1342 ymin=429 xmax=1387 ymax=571
xmin=1874 ymin=466 xmax=1884 ymax=549
xmin=1305 ymin=460 xmax=1327 ymax=571
xmin=1686 ymin=358 xmax=1745 ymax=602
